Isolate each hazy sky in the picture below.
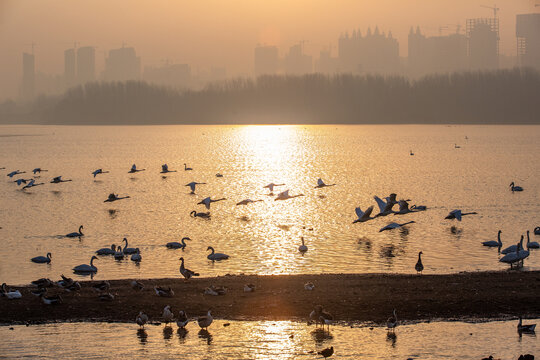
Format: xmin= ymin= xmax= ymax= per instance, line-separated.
xmin=0 ymin=0 xmax=537 ymax=99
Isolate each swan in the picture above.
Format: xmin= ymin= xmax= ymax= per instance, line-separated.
xmin=154 ymin=286 xmax=174 ymax=297
xmin=304 ymin=282 xmax=315 ymax=291
xmin=104 ymin=193 xmax=130 ymax=202
xmin=274 ymin=190 xmax=304 ymax=201
xmin=236 ymin=199 xmax=263 ymax=206
xmin=526 ymin=230 xmax=539 ymax=249
xmin=207 ymin=246 xmax=230 ymax=261
xmin=50 ymin=176 xmax=72 ymax=183
xmin=315 ymin=178 xmax=336 ymax=188
xmin=244 ymin=284 xmax=256 ymax=292
xmin=122 ymin=238 xmax=138 ymax=254
xmin=1 ymin=283 xmax=22 ymax=299
xmin=374 ymin=194 xmax=397 ymax=216
xmin=353 ymin=205 xmax=374 ymax=223
xmin=39 ymin=292 xmax=62 ymax=305
xmin=185 ymin=181 xmax=206 ymax=194
xmin=136 ymin=311 xmax=149 ymax=328
xmin=179 ymin=257 xmax=200 ymax=280
xmin=309 ymin=305 xmax=323 ymax=325
xmin=197 ymin=310 xmax=213 ymax=330
xmin=92 ymin=169 xmax=109 ymax=178
xmin=129 ymin=164 xmax=145 ymax=173
xmin=31 ymin=252 xmax=51 ymax=264
xmin=22 ymin=179 xmax=44 ymax=189
xmin=14 ymin=178 xmax=30 ymax=185
xmin=318 ymin=347 xmax=334 ymax=358
xmin=57 ymin=274 xmax=74 ymax=288
xmin=31 ymin=278 xmax=53 ymax=288
xmin=501 ymin=235 xmax=524 ymax=254
xmin=535 ymin=227 xmax=540 ymax=236
xmin=319 ymin=310 xmax=334 ymax=332
xmin=298 ymin=237 xmax=308 ymax=252
xmin=215 ymin=173 xmax=223 ymax=177
xmin=393 ymin=200 xmax=416 ymax=215
xmin=190 ymin=210 xmax=211 ymax=218
xmin=160 ymin=164 xmax=177 ymax=173
xmin=499 ymin=244 xmax=522 ymax=268
xmin=482 ymin=230 xmax=503 ymax=247
xmin=445 ymin=209 xmax=478 ymax=221
xmin=177 ymin=310 xmax=189 ymax=328
xmin=96 ymin=244 xmax=116 ymax=255
xmin=205 ymin=285 xmax=227 ymax=296
xmin=184 ymin=163 xmax=193 ymax=171
xmin=73 ymin=256 xmax=98 ymax=273
xmin=31 ymin=288 xmax=46 ymax=297
xmin=517 ymin=317 xmax=536 ymax=332
xmin=263 ymin=182 xmax=285 ymax=193
xmin=66 ymin=225 xmax=84 ymax=238
xmin=65 ymin=281 xmax=81 ymax=292
xmin=509 ymin=182 xmax=523 ymax=192
xmin=410 ymin=204 xmax=427 ymax=211
xmin=415 ymin=251 xmax=424 ymax=274
xmin=131 ymin=249 xmax=142 ymax=262
xmin=198 ymin=197 xmax=226 ymax=210
xmin=166 ymin=237 xmax=191 ymax=249
xmin=113 ymin=245 xmax=125 ymax=260
xmin=163 ymin=305 xmax=174 ymax=325
xmin=387 ymin=309 xmax=398 ymax=333
xmin=32 ymin=168 xmax=48 ymax=174
xmin=7 ymin=170 xmax=25 ymax=178
xmin=92 ymin=281 xmax=110 ymax=292
xmin=379 ymin=221 xmax=415 ymax=232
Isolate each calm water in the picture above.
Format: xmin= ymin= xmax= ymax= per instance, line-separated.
xmin=0 ymin=125 xmax=539 ymax=284
xmin=1 ymin=319 xmax=538 ymax=359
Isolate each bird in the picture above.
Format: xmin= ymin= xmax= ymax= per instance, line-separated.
xmin=526 ymin=230 xmax=539 ymax=249
xmin=394 ymin=200 xmax=415 ymax=215
xmin=509 ymin=182 xmax=523 ymax=192
xmin=22 ymin=179 xmax=44 ymax=190
xmin=177 ymin=310 xmax=189 ymax=328
xmin=415 ymin=251 xmax=424 ymax=274
xmin=318 ymin=347 xmax=334 ymax=358
xmin=517 ymin=317 xmax=536 ymax=332
xmin=454 ymin=144 xmax=461 ymax=149
xmin=131 ymin=249 xmax=142 ymax=262
xmin=379 ymin=221 xmax=415 ymax=232
xmin=39 ymin=292 xmax=62 ymax=305
xmin=197 ymin=310 xmax=213 ymax=330
xmin=315 ymin=178 xmax=336 ymax=188
xmin=98 ymin=293 xmax=115 ymax=301
xmin=32 ymin=168 xmax=48 ymax=174
xmin=410 ymin=204 xmax=427 ymax=211
xmin=501 ymin=236 xmax=524 ymax=254
xmin=114 ymin=245 xmax=125 ymax=260
xmin=160 ymin=164 xmax=177 ymax=173
xmin=319 ymin=310 xmax=334 ymax=332
xmin=274 ymin=190 xmax=304 ymax=201
xmin=387 ymin=309 xmax=398 ymax=333
xmin=204 ymin=285 xmax=227 ymax=296
xmin=190 ymin=210 xmax=211 ymax=218
xmin=236 ymin=199 xmax=263 ymax=206
xmin=31 ymin=278 xmax=54 ymax=288
xmin=92 ymin=281 xmax=110 ymax=292
xmin=7 ymin=170 xmax=25 ymax=178
xmin=122 ymin=238 xmax=138 ymax=254
xmin=166 ymin=237 xmax=191 ymax=249
xmin=128 ymin=164 xmax=145 ymax=173
xmin=179 ymin=257 xmax=200 ymax=280
xmin=31 ymin=252 xmax=51 ymax=264
xmin=353 ymin=205 xmax=374 ymax=223
xmin=57 ymin=274 xmax=74 ymax=288
xmin=136 ymin=311 xmax=149 ymax=329
xmin=131 ymin=280 xmax=144 ymax=291
xmin=263 ymin=182 xmax=285 ymax=193
xmin=298 ymin=237 xmax=308 ymax=253
xmin=444 ymin=209 xmax=477 ymax=221
xmin=162 ymin=305 xmax=174 ymax=326
xmin=154 ymin=286 xmax=174 ymax=297
xmin=185 ymin=181 xmax=206 ymax=194
xmin=92 ymin=169 xmax=109 ymax=178
xmin=410 ymin=150 xmax=414 ymax=156
xmin=50 ymin=176 xmax=72 ymax=183
xmin=499 ymin=244 xmax=523 ymax=268
xmin=72 ymin=256 xmax=98 ymax=273
xmin=66 ymin=225 xmax=84 ymax=238
xmin=197 ymin=197 xmax=226 ymax=210
xmin=184 ymin=163 xmax=193 ymax=171
xmin=482 ymin=230 xmax=503 ymax=248
xmin=104 ymin=193 xmax=130 ymax=202
xmin=13 ymin=178 xmax=30 ymax=185
xmin=30 ymin=288 xmax=47 ymax=297
xmin=374 ymin=194 xmax=397 ymax=216
xmin=96 ymin=244 xmax=117 ymax=255
xmin=244 ymin=284 xmax=256 ymax=292
xmin=304 ymin=282 xmax=315 ymax=291
xmin=215 ymin=173 xmax=223 ymax=178
xmin=535 ymin=227 xmax=540 ymax=236
xmin=207 ymin=246 xmax=230 ymax=261
xmin=1 ymin=283 xmax=22 ymax=299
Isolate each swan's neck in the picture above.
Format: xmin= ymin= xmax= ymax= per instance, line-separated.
xmin=498 ymin=232 xmax=502 ymax=244
xmin=90 ymin=257 xmax=95 ymax=266
xmin=418 ymin=253 xmax=422 ymax=261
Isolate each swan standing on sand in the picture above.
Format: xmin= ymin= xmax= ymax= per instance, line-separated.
xmin=136 ymin=312 xmax=149 ymax=329
xmin=526 ymin=230 xmax=539 ymax=249
xmin=315 ymin=178 xmax=336 ymax=188
xmin=197 ymin=310 xmax=213 ymax=330
xmin=1 ymin=283 xmax=22 ymax=299
xmin=263 ymin=183 xmax=285 ymax=193
xmin=50 ymin=176 xmax=72 ymax=183
xmin=185 ymin=181 xmax=206 ymax=194
xmin=517 ymin=317 xmax=536 ymax=332
xmin=236 ymin=199 xmax=263 ymax=206
xmin=73 ymin=256 xmax=98 ymax=273
xmin=387 ymin=309 xmax=398 ymax=333
xmin=166 ymin=237 xmax=191 ymax=249
xmin=198 ymin=197 xmax=226 ymax=210
xmin=207 ymin=246 xmax=230 ymax=261
xmin=96 ymin=244 xmax=116 ymax=255
xmin=509 ymin=182 xmax=523 ymax=192
xmin=353 ymin=205 xmax=374 ymax=223
xmin=162 ymin=305 xmax=174 ymax=326
xmin=190 ymin=210 xmax=211 ymax=218
xmin=92 ymin=169 xmax=109 ymax=178
xmin=160 ymin=164 xmax=177 ymax=173
xmin=379 ymin=221 xmax=415 ymax=232
xmin=415 ymin=251 xmax=424 ymax=274
xmin=184 ymin=163 xmax=193 ymax=171
xmin=22 ymin=179 xmax=44 ymax=190
xmin=31 ymin=252 xmax=51 ymax=264
xmin=445 ymin=209 xmax=478 ymax=221
xmin=66 ymin=225 xmax=84 ymax=238
xmin=298 ymin=237 xmax=308 ymax=253
xmin=179 ymin=257 xmax=200 ymax=280
xmin=104 ymin=193 xmax=130 ymax=202
xmin=129 ymin=164 xmax=145 ymax=173
xmin=275 ymin=190 xmax=304 ymax=201
xmin=482 ymin=230 xmax=503 ymax=248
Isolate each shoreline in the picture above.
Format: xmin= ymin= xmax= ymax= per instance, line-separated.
xmin=2 ymin=271 xmax=539 ymax=325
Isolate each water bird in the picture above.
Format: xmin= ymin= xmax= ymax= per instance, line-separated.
xmin=198 ymin=197 xmax=226 ymax=209
xmin=39 ymin=292 xmax=62 ymax=305
xmin=31 ymin=252 xmax=51 ymax=264
xmin=65 ymin=281 xmax=81 ymax=292
xmin=177 ymin=310 xmax=189 ymax=328
xmin=501 ymin=236 xmax=524 ymax=254
xmin=215 ymin=173 xmax=223 ymax=177
xmin=129 ymin=164 xmax=145 ymax=173
xmin=197 ymin=310 xmax=213 ymax=330
xmin=298 ymin=237 xmax=308 ymax=253
xmin=131 ymin=280 xmax=144 ymax=291
xmin=160 ymin=164 xmax=177 ymax=173
xmin=444 ymin=209 xmax=477 ymax=221
xmin=315 ymin=178 xmax=336 ymax=188
xmin=353 ymin=205 xmax=374 ymax=223
xmin=410 ymin=204 xmax=427 ymax=211
xmin=131 ymin=249 xmax=142 ymax=262
xmin=185 ymin=181 xmax=206 ymax=194
xmin=166 ymin=237 xmax=191 ymax=249
xmin=374 ymin=194 xmax=397 ymax=216
xmin=7 ymin=170 xmax=25 ymax=178
xmin=207 ymin=246 xmax=230 ymax=261
xmin=114 ymin=245 xmax=125 ymax=260
xmin=236 ymin=199 xmax=263 ymax=205
xmin=275 ymin=190 xmax=304 ymax=201
xmin=122 ymin=238 xmax=138 ymax=254
xmin=50 ymin=176 xmax=72 ymax=183
xmin=379 ymin=221 xmax=415 ymax=232
xmin=92 ymin=281 xmax=110 ymax=292
xmin=410 ymin=150 xmax=414 ymax=156
xmin=526 ymin=230 xmax=539 ymax=249
xmin=517 ymin=317 xmax=536 ymax=332
xmin=204 ymin=285 xmax=227 ymax=296
xmin=304 ymin=282 xmax=315 ymax=291
xmin=66 ymin=225 xmax=84 ymax=238
xmin=179 ymin=257 xmax=200 ymax=280
xmin=136 ymin=312 xmax=149 ymax=328
xmin=99 ymin=293 xmax=115 ymax=301
xmin=31 ymin=288 xmax=47 ymax=297
xmin=96 ymin=244 xmax=116 ymax=255
xmin=22 ymin=179 xmax=44 ymax=189
xmin=1 ymin=283 xmax=22 ymax=299
xmin=92 ymin=169 xmax=109 ymax=178
xmin=184 ymin=163 xmax=193 ymax=171
xmin=482 ymin=230 xmax=503 ymax=248
xmin=415 ymin=251 xmax=424 ymax=274
xmin=509 ymin=182 xmax=523 ymax=192
xmin=318 ymin=347 xmax=334 ymax=358
xmin=263 ymin=182 xmax=285 ymax=193
xmin=535 ymin=227 xmax=540 ymax=235
xmin=387 ymin=309 xmax=398 ymax=333
xmin=57 ymin=275 xmax=74 ymax=288
xmin=104 ymin=193 xmax=130 ymax=202
xmin=73 ymin=255 xmax=98 ymax=273
xmin=499 ymin=244 xmax=523 ymax=268
xmin=154 ymin=286 xmax=174 ymax=297
xmin=31 ymin=278 xmax=54 ymax=288
xmin=454 ymin=144 xmax=461 ymax=148
xmin=190 ymin=210 xmax=211 ymax=218
xmin=244 ymin=284 xmax=256 ymax=292
xmin=13 ymin=178 xmax=30 ymax=185
xmin=32 ymin=168 xmax=47 ymax=174
xmin=163 ymin=305 xmax=174 ymax=325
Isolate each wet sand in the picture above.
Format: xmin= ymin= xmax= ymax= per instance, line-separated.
xmin=1 ymin=271 xmax=539 ymax=325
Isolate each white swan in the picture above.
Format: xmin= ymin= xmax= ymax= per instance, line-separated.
xmin=166 ymin=237 xmax=191 ymax=249
xmin=31 ymin=252 xmax=51 ymax=264
xmin=445 ymin=209 xmax=478 ymax=221
xmin=129 ymin=164 xmax=145 ymax=173
xmin=1 ymin=283 xmax=22 ymax=299
xmin=379 ymin=221 xmax=415 ymax=232
xmin=73 ymin=256 xmax=98 ymax=273
xmin=207 ymin=246 xmax=230 ymax=261
xmin=92 ymin=169 xmax=109 ymax=178
xmin=415 ymin=251 xmax=424 ymax=274
xmin=353 ymin=205 xmax=374 ymax=223
xmin=298 ymin=237 xmax=308 ymax=252
xmin=22 ymin=179 xmax=44 ymax=190
xmin=315 ymin=178 xmax=336 ymax=188
xmin=482 ymin=230 xmax=503 ymax=247
xmin=526 ymin=230 xmax=539 ymax=249
xmin=198 ymin=196 xmax=226 ymax=210
xmin=185 ymin=181 xmax=206 ymax=194
xmin=509 ymin=182 xmax=523 ymax=192
xmin=197 ymin=310 xmax=213 ymax=330
xmin=274 ymin=190 xmax=304 ymax=201
xmin=263 ymin=183 xmax=285 ymax=193
xmin=66 ymin=225 xmax=84 ymax=238
xmin=162 ymin=305 xmax=174 ymax=325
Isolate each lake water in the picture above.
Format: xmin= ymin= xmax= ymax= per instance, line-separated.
xmin=1 ymin=319 xmax=538 ymax=359
xmin=0 ymin=125 xmax=539 ymax=284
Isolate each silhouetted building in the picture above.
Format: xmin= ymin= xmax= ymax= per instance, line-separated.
xmin=64 ymin=48 xmax=76 ymax=87
xmin=338 ymin=27 xmax=399 ymax=74
xmin=283 ymin=43 xmax=312 ymax=74
xmin=254 ymin=45 xmax=279 ymax=76
xmin=467 ymin=18 xmax=499 ymax=70
xmin=77 ymin=46 xmax=95 ymax=84
xmin=104 ymin=46 xmax=141 ymax=81
xmin=143 ymin=63 xmax=191 ymax=87
xmin=21 ymin=52 xmax=35 ymax=100
xmin=516 ymin=13 xmax=540 ymax=70
xmin=408 ymin=26 xmax=468 ymax=76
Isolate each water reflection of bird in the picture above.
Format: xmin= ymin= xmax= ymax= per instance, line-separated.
xmin=415 ymin=251 xmax=424 ymax=274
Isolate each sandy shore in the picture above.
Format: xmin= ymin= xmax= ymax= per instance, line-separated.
xmin=1 ymin=271 xmax=539 ymax=325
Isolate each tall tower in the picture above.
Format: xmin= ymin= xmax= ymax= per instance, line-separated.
xmin=467 ymin=17 xmax=499 ymax=70
xmin=22 ymin=52 xmax=35 ymax=100
xmin=77 ymin=46 xmax=96 ymax=83
xmin=516 ymin=13 xmax=540 ymax=70
xmin=64 ymin=48 xmax=76 ymax=87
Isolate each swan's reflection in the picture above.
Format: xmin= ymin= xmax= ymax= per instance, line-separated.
xmin=310 ymin=328 xmax=333 ymax=344
xmin=163 ymin=326 xmax=173 ymax=340
xmin=198 ymin=329 xmax=213 ymax=345
xmin=136 ymin=328 xmax=148 ymax=344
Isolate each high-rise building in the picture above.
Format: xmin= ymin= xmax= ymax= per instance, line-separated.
xmin=516 ymin=13 xmax=540 ymax=70
xmin=283 ymin=43 xmax=312 ymax=75
xmin=77 ymin=46 xmax=95 ymax=84
xmin=22 ymin=52 xmax=35 ymax=100
xmin=104 ymin=46 xmax=141 ymax=81
xmin=254 ymin=45 xmax=279 ymax=76
xmin=64 ymin=48 xmax=76 ymax=87
xmin=467 ymin=18 xmax=499 ymax=70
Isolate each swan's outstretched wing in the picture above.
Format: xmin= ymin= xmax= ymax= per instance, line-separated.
xmin=374 ymin=196 xmax=387 ymax=213
xmin=454 ymin=210 xmax=462 ymax=221
xmin=278 ymin=190 xmax=289 ymax=198
xmin=355 ymin=207 xmax=364 ymax=218
xmin=317 ymin=178 xmax=324 ymax=187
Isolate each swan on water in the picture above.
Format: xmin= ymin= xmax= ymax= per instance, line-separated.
xmin=66 ymin=225 xmax=84 ymax=238
xmin=104 ymin=193 xmax=130 ymax=202
xmin=7 ymin=170 xmax=25 ymax=178
xmin=207 ymin=246 xmax=230 ymax=261
xmin=263 ymin=183 xmax=285 ymax=193
xmin=50 ymin=176 xmax=72 ymax=183
xmin=298 ymin=237 xmax=308 ymax=252
xmin=517 ymin=317 xmax=536 ymax=332
xmin=177 ymin=310 xmax=189 ymax=328
xmin=509 ymin=182 xmax=523 ymax=192
xmin=96 ymin=244 xmax=116 ymax=255
xmin=535 ymin=227 xmax=540 ymax=236
xmin=374 ymin=194 xmax=397 ymax=216
xmin=499 ymin=243 xmax=524 ymax=268
xmin=455 ymin=144 xmax=461 ymax=148
xmin=131 ymin=249 xmax=142 ymax=262
xmin=353 ymin=205 xmax=374 ymax=223
xmin=166 ymin=237 xmax=191 ymax=249
xmin=1 ymin=283 xmax=22 ymax=299
xmin=415 ymin=251 xmax=424 ymax=274
xmin=136 ymin=312 xmax=149 ymax=328
xmin=236 ymin=199 xmax=263 ymax=206
xmin=315 ymin=178 xmax=336 ymax=188
xmin=379 ymin=221 xmax=415 ymax=232
xmin=162 ymin=305 xmax=174 ymax=326
xmin=129 ymin=164 xmax=145 ymax=173
xmin=198 ymin=196 xmax=226 ymax=210
xmin=179 ymin=257 xmax=200 ymax=280
xmin=184 ymin=163 xmax=193 ymax=171
xmin=215 ymin=173 xmax=223 ymax=177
xmin=185 ymin=181 xmax=206 ymax=194
xmin=92 ymin=169 xmax=109 ymax=178
xmin=160 ymin=164 xmax=177 ymax=173
xmin=197 ymin=310 xmax=213 ymax=330
xmin=501 ymin=235 xmax=524 ymax=254
xmin=387 ymin=309 xmax=398 ymax=333
xmin=154 ymin=286 xmax=174 ymax=297
xmin=22 ymin=179 xmax=44 ymax=189
xmin=190 ymin=210 xmax=211 ymax=218
xmin=73 ymin=256 xmax=98 ymax=273
xmin=526 ymin=230 xmax=539 ymax=249
xmin=444 ymin=209 xmax=477 ymax=221
xmin=31 ymin=252 xmax=51 ymax=264
xmin=32 ymin=168 xmax=48 ymax=174
xmin=274 ymin=190 xmax=304 ymax=201
xmin=122 ymin=238 xmax=138 ymax=254
xmin=482 ymin=230 xmax=503 ymax=248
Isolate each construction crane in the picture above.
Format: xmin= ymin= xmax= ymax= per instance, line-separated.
xmin=481 ymin=4 xmax=499 ymax=18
